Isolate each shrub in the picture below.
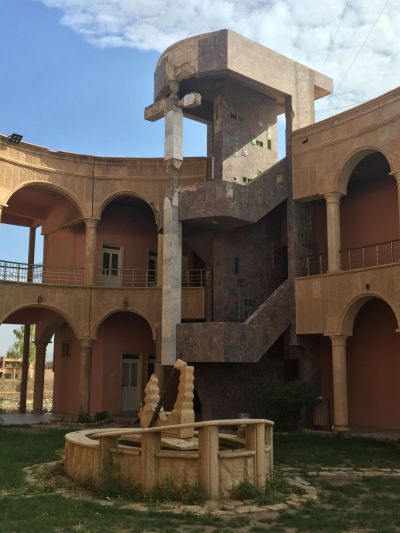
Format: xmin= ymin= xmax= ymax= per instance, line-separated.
xmin=265 ymin=380 xmax=316 ymax=431
xmin=93 ymin=411 xmax=111 ymax=423
xmin=77 ymin=411 xmax=91 ymax=424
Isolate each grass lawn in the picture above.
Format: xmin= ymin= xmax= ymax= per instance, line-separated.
xmin=0 ymin=426 xmax=399 ymax=532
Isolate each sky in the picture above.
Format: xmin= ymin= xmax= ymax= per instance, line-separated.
xmin=0 ymin=0 xmax=399 ymax=353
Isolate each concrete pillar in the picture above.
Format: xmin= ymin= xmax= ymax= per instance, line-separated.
xmin=27 ymin=227 xmax=36 ymax=282
xmin=246 ymin=423 xmax=267 ymax=489
xmin=19 ymin=325 xmax=31 ymax=414
xmin=330 ymin=335 xmax=349 ymax=431
xmin=198 ymin=424 xmax=219 ymax=500
xmin=32 ymin=340 xmax=48 ymax=414
xmin=84 ymin=218 xmax=99 ymax=285
xmin=79 ymin=339 xmax=94 ymax=415
xmin=325 ymin=192 xmax=342 ymax=272
xmin=157 ymin=233 xmax=163 ymax=288
xmin=390 ymin=171 xmax=400 ymax=235
xmin=161 ymin=190 xmax=182 ymax=365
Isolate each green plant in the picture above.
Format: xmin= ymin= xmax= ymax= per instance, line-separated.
xmin=93 ymin=411 xmax=111 ymax=423
xmin=265 ymin=380 xmax=316 ymax=431
xmin=148 ymin=477 xmax=175 ymax=503
xmin=235 ymin=480 xmax=262 ymax=500
xmin=77 ymin=411 xmax=91 ymax=424
xmin=180 ymin=483 xmax=205 ymax=505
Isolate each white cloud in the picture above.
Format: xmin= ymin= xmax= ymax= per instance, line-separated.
xmin=38 ymin=0 xmax=400 ymax=117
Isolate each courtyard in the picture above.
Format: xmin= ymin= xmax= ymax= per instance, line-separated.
xmin=1 ymin=426 xmax=399 ymax=532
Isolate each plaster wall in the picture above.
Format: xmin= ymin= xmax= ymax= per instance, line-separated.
xmin=292 ymin=87 xmax=400 ymax=200
xmin=295 ymin=263 xmax=400 ymax=335
xmin=96 ymin=202 xmax=157 ymax=272
xmin=91 ymin=312 xmax=155 ymax=415
xmin=347 ymin=298 xmax=400 ymax=429
xmin=52 ymin=323 xmax=81 ymax=415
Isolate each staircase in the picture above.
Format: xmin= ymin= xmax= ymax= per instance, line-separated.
xmin=179 ymin=158 xmax=288 ymax=225
xmin=176 ymin=279 xmax=292 ymax=363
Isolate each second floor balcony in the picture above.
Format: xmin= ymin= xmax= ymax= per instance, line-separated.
xmin=0 ymin=260 xmax=208 ymax=289
xmin=300 ymin=239 xmax=400 ymax=277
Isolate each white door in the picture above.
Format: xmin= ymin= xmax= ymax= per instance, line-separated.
xmin=102 ymin=245 xmax=122 ymax=286
xmin=121 ymin=354 xmax=141 ymax=411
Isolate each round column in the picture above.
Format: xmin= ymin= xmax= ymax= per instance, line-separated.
xmin=79 ymin=339 xmax=94 ymax=415
xmin=84 ymin=218 xmax=99 ymax=285
xmin=330 ymin=334 xmax=349 ymax=431
xmin=325 ymin=192 xmax=342 ymax=273
xmin=32 ymin=340 xmax=48 ymax=415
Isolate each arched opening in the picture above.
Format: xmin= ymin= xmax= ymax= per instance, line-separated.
xmin=0 ymin=305 xmax=79 ymax=415
xmin=92 ymin=311 xmax=155 ymax=416
xmin=1 ymin=183 xmax=85 ymax=285
xmin=340 ymin=152 xmax=398 ymax=269
xmin=96 ymin=195 xmax=158 ymax=287
xmin=347 ymin=297 xmax=400 ymax=430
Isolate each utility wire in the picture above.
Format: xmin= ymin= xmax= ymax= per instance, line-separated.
xmin=321 ymin=0 xmax=350 ymax=73
xmin=335 ymin=0 xmax=390 ymax=93
xmin=321 ymin=0 xmax=390 ymax=114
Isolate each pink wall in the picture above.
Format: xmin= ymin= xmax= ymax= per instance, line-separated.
xmin=341 ymin=175 xmax=398 ymax=251
xmin=52 ymin=323 xmax=81 ymax=415
xmin=44 ymin=227 xmax=85 ymax=269
xmin=91 ymin=312 xmax=155 ymax=415
xmin=96 ymin=202 xmax=157 ymax=272
xmin=347 ymin=298 xmax=400 ymax=430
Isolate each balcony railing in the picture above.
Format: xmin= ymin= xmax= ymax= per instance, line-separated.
xmin=0 ymin=261 xmax=208 ymax=288
xmin=301 ymin=239 xmax=400 ymax=276
xmin=0 ymin=260 xmax=84 ymax=286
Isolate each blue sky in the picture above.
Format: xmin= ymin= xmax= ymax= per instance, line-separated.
xmin=1 ymin=0 xmax=399 ymax=354
xmin=0 ymin=0 xmax=209 ymax=354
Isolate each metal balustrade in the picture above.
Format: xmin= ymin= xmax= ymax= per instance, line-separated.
xmin=301 ymin=239 xmax=400 ymax=276
xmin=0 ymin=260 xmax=84 ymax=286
xmin=0 ymin=260 xmax=208 ymax=288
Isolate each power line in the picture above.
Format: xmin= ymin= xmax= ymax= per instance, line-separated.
xmin=321 ymin=0 xmax=350 ymax=73
xmin=335 ymin=0 xmax=390 ymax=93
xmin=320 ymin=0 xmax=390 ymax=114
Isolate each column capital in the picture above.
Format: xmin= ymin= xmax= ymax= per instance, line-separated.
xmin=329 ymin=334 xmax=348 ymax=347
xmin=324 ymin=191 xmax=343 ymax=203
xmin=80 ymin=338 xmax=95 ymax=350
xmin=84 ymin=217 xmax=100 ymax=228
xmin=34 ymin=339 xmax=48 ymax=351
xmin=389 ymin=170 xmax=400 ymax=183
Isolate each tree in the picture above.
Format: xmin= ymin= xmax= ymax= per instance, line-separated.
xmin=7 ymin=325 xmax=36 ymax=364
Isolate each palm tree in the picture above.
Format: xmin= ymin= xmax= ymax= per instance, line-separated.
xmin=7 ymin=325 xmax=36 ymax=364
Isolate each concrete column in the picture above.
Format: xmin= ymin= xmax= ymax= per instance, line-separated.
xmin=84 ymin=218 xmax=99 ymax=285
xmin=27 ymin=227 xmax=36 ymax=282
xmin=390 ymin=171 xmax=400 ymax=235
xmin=79 ymin=339 xmax=94 ymax=415
xmin=19 ymin=325 xmax=31 ymax=414
xmin=32 ymin=340 xmax=48 ymax=414
xmin=325 ymin=192 xmax=342 ymax=272
xmin=198 ymin=424 xmax=219 ymax=500
xmin=330 ymin=335 xmax=349 ymax=431
xmin=157 ymin=233 xmax=163 ymax=288
xmin=161 ymin=190 xmax=182 ymax=365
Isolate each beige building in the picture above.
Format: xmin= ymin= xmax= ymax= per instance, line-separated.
xmin=0 ymin=29 xmax=399 ymax=431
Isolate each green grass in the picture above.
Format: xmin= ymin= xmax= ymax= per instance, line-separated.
xmin=0 ymin=427 xmax=68 ymax=489
xmin=274 ymin=431 xmax=400 ymax=469
xmin=0 ymin=427 xmax=400 ymax=531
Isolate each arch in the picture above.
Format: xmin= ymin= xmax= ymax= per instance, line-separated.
xmin=4 ymin=181 xmax=86 ymax=219
xmin=335 ymin=147 xmax=394 ymax=196
xmin=96 ymin=191 xmax=158 ymax=224
xmin=0 ymin=304 xmax=84 ymax=340
xmin=339 ymin=293 xmax=400 ymax=336
xmin=93 ymin=308 xmax=156 ymax=340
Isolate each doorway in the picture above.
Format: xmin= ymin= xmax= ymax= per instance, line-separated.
xmin=102 ymin=244 xmax=123 ymax=286
xmin=121 ymin=354 xmax=142 ymax=412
